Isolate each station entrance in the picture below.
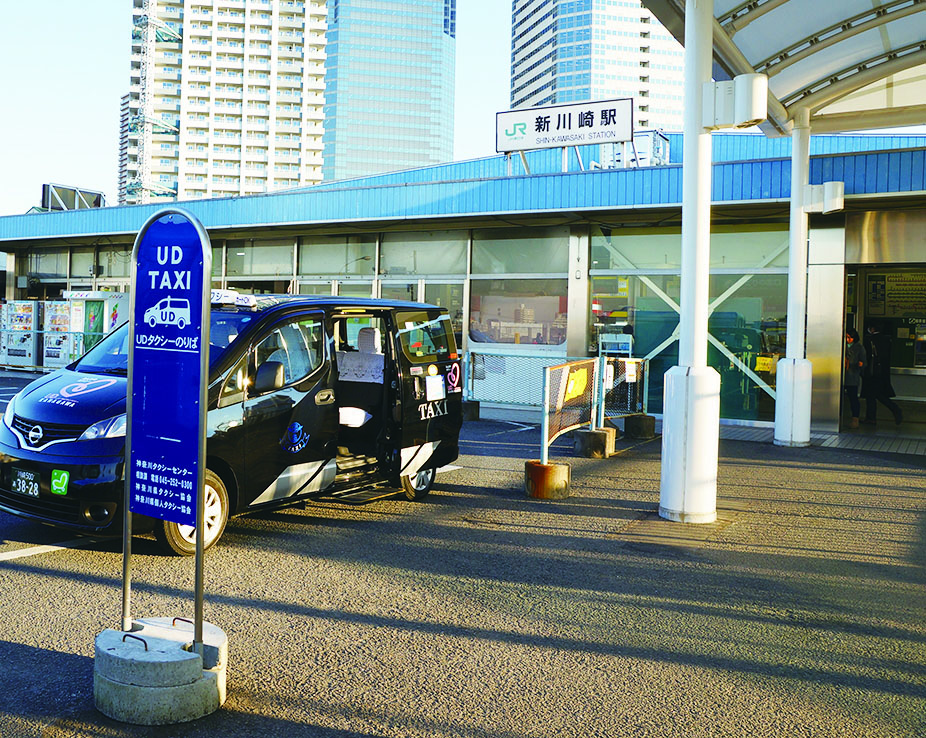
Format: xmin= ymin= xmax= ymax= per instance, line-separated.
xmin=843 ymin=265 xmax=926 ymax=437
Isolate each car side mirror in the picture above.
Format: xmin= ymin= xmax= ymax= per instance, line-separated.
xmin=255 ymin=361 xmax=285 ymax=393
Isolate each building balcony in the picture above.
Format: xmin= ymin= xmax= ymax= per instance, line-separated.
xmin=304 ymin=76 xmax=325 ymax=92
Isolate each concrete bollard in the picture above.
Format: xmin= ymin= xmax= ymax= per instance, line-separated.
xmin=624 ymin=414 xmax=656 ymax=439
xmin=524 ymin=460 xmax=571 ymax=499
xmin=574 ymin=427 xmax=616 ymax=458
xmin=94 ymin=617 xmax=228 ymax=725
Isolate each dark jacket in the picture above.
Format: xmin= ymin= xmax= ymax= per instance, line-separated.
xmin=862 ymin=331 xmax=895 ymax=398
xmin=844 ymin=341 xmax=866 ymax=387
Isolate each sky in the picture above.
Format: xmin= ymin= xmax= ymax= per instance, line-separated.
xmin=0 ymin=1 xmax=511 ymax=217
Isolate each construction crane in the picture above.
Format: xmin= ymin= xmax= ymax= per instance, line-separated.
xmin=127 ymin=0 xmax=182 ymax=203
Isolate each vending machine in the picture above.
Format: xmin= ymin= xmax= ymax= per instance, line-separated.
xmin=63 ymin=292 xmax=128 ymax=361
xmin=0 ymin=303 xmax=9 ymax=365
xmin=6 ymin=301 xmax=42 ymax=368
xmin=42 ymin=301 xmax=73 ymax=369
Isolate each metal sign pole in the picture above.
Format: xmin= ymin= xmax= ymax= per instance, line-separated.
xmin=193 ymin=223 xmax=211 ymax=653
xmin=121 ymin=465 xmax=133 ymax=631
xmin=540 ymin=367 xmax=550 ymax=465
xmin=124 ymin=208 xmax=211 ymax=649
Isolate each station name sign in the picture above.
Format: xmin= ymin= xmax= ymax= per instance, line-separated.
xmin=496 ymin=98 xmax=633 ymax=153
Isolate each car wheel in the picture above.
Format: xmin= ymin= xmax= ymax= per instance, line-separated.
xmin=402 ymin=467 xmax=435 ymax=501
xmin=178 ymin=318 xmax=186 ymax=329
xmin=154 ymin=470 xmax=229 ymax=556
xmin=148 ymin=316 xmax=157 ymax=328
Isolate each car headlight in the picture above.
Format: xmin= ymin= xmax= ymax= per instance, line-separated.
xmin=79 ymin=414 xmax=126 ymax=441
xmin=3 ymin=394 xmax=17 ymax=429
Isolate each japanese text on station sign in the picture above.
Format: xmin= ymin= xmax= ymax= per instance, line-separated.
xmin=496 ymin=98 xmax=633 ymax=153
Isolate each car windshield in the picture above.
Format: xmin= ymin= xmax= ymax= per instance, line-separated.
xmin=73 ymin=312 xmax=254 ymax=374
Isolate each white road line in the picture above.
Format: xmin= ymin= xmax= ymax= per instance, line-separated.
xmin=437 ymin=464 xmax=461 ymax=473
xmin=487 ymin=421 xmax=535 ymax=436
xmin=0 ymin=538 xmax=98 ymax=562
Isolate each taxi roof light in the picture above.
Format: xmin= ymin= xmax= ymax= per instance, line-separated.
xmin=210 ymin=289 xmax=258 ymax=309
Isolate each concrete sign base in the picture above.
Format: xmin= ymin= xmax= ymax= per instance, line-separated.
xmin=525 ymin=460 xmax=571 ymax=499
xmin=94 ymin=617 xmax=227 ymax=725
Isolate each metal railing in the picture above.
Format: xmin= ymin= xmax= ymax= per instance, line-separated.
xmin=597 ymin=357 xmax=648 ymax=427
xmin=467 ymin=352 xmax=576 ymax=407
xmin=540 ymin=358 xmax=600 ymax=464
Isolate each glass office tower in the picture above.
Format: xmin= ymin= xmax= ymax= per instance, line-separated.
xmin=510 ymin=0 xmax=684 ymax=130
xmin=323 ymin=0 xmax=456 ymax=181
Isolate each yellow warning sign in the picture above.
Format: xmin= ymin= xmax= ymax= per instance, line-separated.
xmin=563 ymin=367 xmax=588 ymax=403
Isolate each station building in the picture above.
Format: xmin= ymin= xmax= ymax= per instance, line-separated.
xmin=1 ymin=131 xmax=924 ymax=435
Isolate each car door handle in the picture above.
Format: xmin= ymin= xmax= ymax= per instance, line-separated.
xmin=316 ymin=389 xmax=335 ymax=405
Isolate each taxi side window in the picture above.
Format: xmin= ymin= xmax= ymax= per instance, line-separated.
xmin=218 ymin=356 xmax=248 ymax=408
xmin=253 ymin=316 xmax=324 ymax=389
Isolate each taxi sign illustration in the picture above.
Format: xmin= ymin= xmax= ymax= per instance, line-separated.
xmin=144 ymin=297 xmax=191 ymax=329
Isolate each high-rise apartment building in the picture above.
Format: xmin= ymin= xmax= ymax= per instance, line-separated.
xmin=120 ymin=0 xmax=327 ymax=205
xmin=510 ymin=0 xmax=684 ymax=131
xmin=322 ymin=0 xmax=456 ymax=182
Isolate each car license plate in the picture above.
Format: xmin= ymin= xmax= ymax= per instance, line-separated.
xmin=11 ymin=468 xmax=40 ymax=498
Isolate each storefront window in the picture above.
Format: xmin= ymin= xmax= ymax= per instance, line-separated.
xmin=97 ymin=245 xmax=133 ymax=279
xmin=590 ymin=272 xmax=788 ymax=422
xmin=380 ymin=231 xmax=466 ymax=276
xmin=336 ymin=281 xmax=373 ymax=298
xmin=212 ymin=245 xmax=223 ymax=278
xmin=226 ymin=279 xmax=291 ymax=294
xmin=298 ymin=235 xmax=376 ymax=276
xmin=28 ymin=248 xmax=67 ymax=279
xmin=381 ymin=283 xmax=417 ymax=302
xmin=470 ymin=279 xmax=568 ymax=346
xmin=226 ymin=238 xmax=293 ymax=277
xmin=708 ymin=273 xmax=788 ymax=422
xmin=590 ymin=225 xmax=788 ymax=271
xmin=472 ymin=227 xmax=568 ymax=274
xmin=425 ymin=283 xmax=464 ymax=344
xmin=70 ymin=247 xmax=95 ymax=279
xmin=298 ymin=282 xmax=333 ymax=296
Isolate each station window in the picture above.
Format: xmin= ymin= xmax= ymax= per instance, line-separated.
xmin=469 ymin=278 xmax=568 ymax=346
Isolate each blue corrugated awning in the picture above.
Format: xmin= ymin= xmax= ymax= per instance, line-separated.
xmin=1 ymin=141 xmax=924 ymax=245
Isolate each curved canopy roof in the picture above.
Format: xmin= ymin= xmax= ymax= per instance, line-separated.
xmin=643 ymin=0 xmax=926 ymax=136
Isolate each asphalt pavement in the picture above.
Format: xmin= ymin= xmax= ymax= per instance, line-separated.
xmin=0 ymin=410 xmax=923 ymax=736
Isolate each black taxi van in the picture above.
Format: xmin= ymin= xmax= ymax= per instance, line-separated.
xmin=0 ymin=291 xmax=463 ymax=554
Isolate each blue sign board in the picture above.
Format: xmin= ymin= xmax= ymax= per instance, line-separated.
xmin=128 ymin=210 xmax=211 ymax=528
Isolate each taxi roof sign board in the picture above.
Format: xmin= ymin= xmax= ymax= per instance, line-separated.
xmin=496 ymin=98 xmax=633 ymax=153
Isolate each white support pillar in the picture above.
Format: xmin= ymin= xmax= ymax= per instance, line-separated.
xmin=774 ymin=107 xmax=813 ymax=447
xmin=659 ymin=0 xmax=719 ymax=525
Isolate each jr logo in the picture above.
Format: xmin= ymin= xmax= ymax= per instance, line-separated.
xmin=505 ymin=122 xmax=527 ymax=137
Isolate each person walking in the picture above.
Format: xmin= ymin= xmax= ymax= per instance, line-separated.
xmin=861 ymin=322 xmax=903 ymax=425
xmin=843 ymin=328 xmax=866 ymax=429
